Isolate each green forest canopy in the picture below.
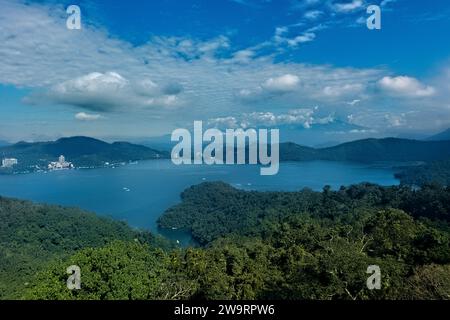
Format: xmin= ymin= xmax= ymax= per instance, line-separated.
xmin=2 ymin=181 xmax=450 ymax=300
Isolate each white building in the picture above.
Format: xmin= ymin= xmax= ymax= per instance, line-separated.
xmin=48 ymin=155 xmax=73 ymax=170
xmin=1 ymin=158 xmax=18 ymax=168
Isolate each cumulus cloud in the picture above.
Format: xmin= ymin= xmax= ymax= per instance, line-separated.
xmin=378 ymin=76 xmax=436 ymax=97
xmin=237 ymin=74 xmax=303 ymax=100
xmin=208 ymin=108 xmax=334 ymax=129
xmin=262 ymin=74 xmax=300 ymax=93
xmin=50 ymin=72 xmax=129 ymax=111
xmin=230 ymin=49 xmax=256 ymax=64
xmin=0 ymin=0 xmax=447 ymax=138
xmin=2 ymin=0 xmax=382 ymax=123
xmin=237 ymin=67 xmax=381 ymax=105
xmin=30 ymin=72 xmax=183 ymax=112
xmin=75 ymin=112 xmax=102 ymax=121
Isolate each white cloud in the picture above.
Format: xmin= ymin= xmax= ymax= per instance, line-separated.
xmin=32 ymin=72 xmax=183 ymax=112
xmin=208 ymin=108 xmax=334 ymax=129
xmin=381 ymin=0 xmax=397 ymax=7
xmin=236 ymin=66 xmax=381 ymax=105
xmin=287 ymin=33 xmax=316 ymax=46
xmin=384 ymin=113 xmax=406 ymax=127
xmin=230 ymin=49 xmax=256 ymax=64
xmin=347 ymin=99 xmax=361 ymax=106
xmin=274 ymin=29 xmax=316 ymax=47
xmin=2 ymin=0 xmax=447 ymax=138
xmin=75 ymin=112 xmax=102 ymax=121
xmin=304 ymin=10 xmax=323 ymax=20
xmin=333 ymin=0 xmax=364 ymax=13
xmin=378 ymin=76 xmax=436 ymax=97
xmin=323 ymin=83 xmax=365 ymax=97
xmin=262 ymin=74 xmax=300 ymax=93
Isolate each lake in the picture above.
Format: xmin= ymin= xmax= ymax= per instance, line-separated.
xmin=0 ymin=160 xmax=399 ymax=246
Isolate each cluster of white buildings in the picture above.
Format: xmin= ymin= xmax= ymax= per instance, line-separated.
xmin=1 ymin=158 xmax=18 ymax=168
xmin=48 ymin=155 xmax=73 ymax=170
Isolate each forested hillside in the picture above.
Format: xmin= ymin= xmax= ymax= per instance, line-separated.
xmin=0 ymin=196 xmax=167 ymax=299
xmin=395 ymin=160 xmax=450 ymax=186
xmin=158 ymin=182 xmax=450 ymax=244
xmin=18 ymin=182 xmax=450 ymax=300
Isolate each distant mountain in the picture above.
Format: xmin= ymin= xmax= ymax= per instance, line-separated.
xmin=136 ymin=134 xmax=173 ymax=151
xmin=274 ymin=120 xmax=368 ymax=146
xmin=0 ymin=136 xmax=169 ymax=173
xmin=280 ymin=138 xmax=450 ymax=163
xmin=313 ymin=141 xmax=341 ymax=148
xmin=0 ymin=140 xmax=10 ymax=147
xmin=427 ymin=128 xmax=450 ymax=141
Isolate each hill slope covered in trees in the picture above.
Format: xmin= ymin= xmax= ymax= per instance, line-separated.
xmin=0 ymin=196 xmax=167 ymax=299
xmin=395 ymin=160 xmax=450 ymax=186
xmin=17 ymin=182 xmax=450 ymax=300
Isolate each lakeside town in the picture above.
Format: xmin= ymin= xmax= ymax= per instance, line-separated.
xmin=0 ymin=136 xmax=168 ymax=175
xmin=1 ymin=155 xmax=74 ymax=172
xmin=0 ymin=153 xmax=144 ymax=175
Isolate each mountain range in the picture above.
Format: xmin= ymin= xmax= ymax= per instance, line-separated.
xmin=2 ymin=135 xmax=450 ymax=175
xmin=135 ymin=120 xmax=374 ymax=149
xmin=0 ymin=136 xmax=169 ymax=172
xmin=427 ymin=128 xmax=450 ymax=141
xmin=279 ymin=138 xmax=450 ymax=163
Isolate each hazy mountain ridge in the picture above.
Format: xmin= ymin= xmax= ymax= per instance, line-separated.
xmin=280 ymin=138 xmax=450 ymax=162
xmin=2 ymin=136 xmax=450 ymax=175
xmin=427 ymin=128 xmax=450 ymax=141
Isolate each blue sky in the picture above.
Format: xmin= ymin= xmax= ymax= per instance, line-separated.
xmin=1 ymin=0 xmax=450 ymax=144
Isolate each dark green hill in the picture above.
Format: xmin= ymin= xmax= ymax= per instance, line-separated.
xmin=395 ymin=160 xmax=450 ymax=186
xmin=4 ymin=182 xmax=450 ymax=300
xmin=280 ymin=138 xmax=450 ymax=162
xmin=0 ymin=136 xmax=169 ymax=173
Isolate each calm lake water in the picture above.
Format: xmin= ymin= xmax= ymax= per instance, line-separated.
xmin=0 ymin=160 xmax=399 ymax=246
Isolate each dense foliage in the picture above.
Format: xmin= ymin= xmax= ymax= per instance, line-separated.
xmin=396 ymin=160 xmax=450 ymax=186
xmin=158 ymin=182 xmax=450 ymax=244
xmin=0 ymin=196 xmax=168 ymax=299
xmin=17 ymin=182 xmax=450 ymax=300
xmin=24 ymin=241 xmax=177 ymax=300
